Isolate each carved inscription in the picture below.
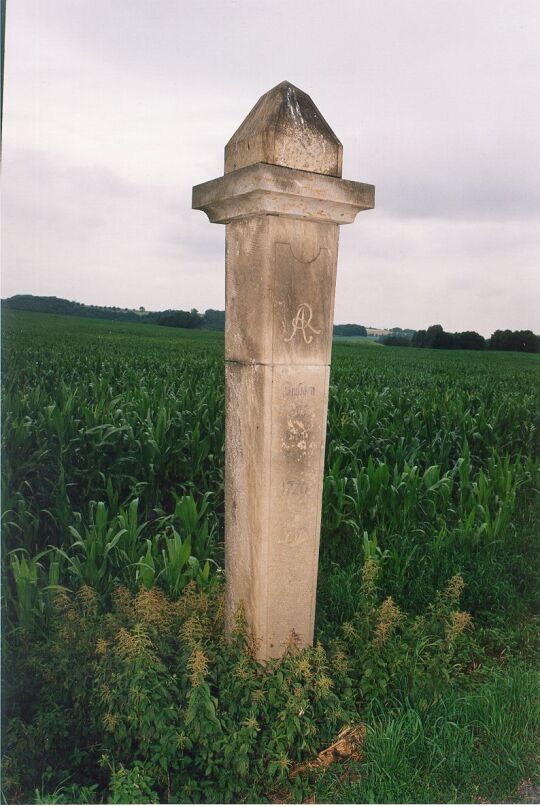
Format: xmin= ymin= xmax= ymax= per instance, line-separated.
xmin=284 ymin=303 xmax=321 ymax=344
xmin=280 ymin=404 xmax=315 ymax=462
xmin=266 ymin=359 xmax=331 ymax=656
xmin=281 ymin=479 xmax=309 ymax=496
xmin=277 ymin=526 xmax=310 ymax=548
xmin=273 ymin=242 xmax=335 ymax=366
xmin=283 ymin=381 xmax=316 ymax=398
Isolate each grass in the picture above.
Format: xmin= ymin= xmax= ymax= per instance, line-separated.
xmin=315 ymin=663 xmax=540 ymax=804
xmin=1 ymin=309 xmax=539 ymax=803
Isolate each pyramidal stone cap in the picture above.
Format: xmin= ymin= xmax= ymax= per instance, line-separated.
xmin=225 ymin=80 xmax=343 ymax=178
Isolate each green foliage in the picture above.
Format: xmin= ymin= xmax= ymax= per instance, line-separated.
xmin=2 ymin=311 xmax=539 ymax=803
xmin=335 ymin=562 xmax=474 ymax=710
xmin=490 ymin=328 xmax=540 ymax=353
xmin=154 ymin=309 xmax=202 ymax=329
xmin=107 ymin=763 xmax=160 ymax=804
xmin=201 ymin=308 xmax=225 ymax=331
xmin=321 ymin=345 xmax=540 ymax=620
xmin=2 ymin=574 xmax=487 ymax=804
xmin=333 ymin=323 xmax=367 ymax=337
xmin=411 ymin=323 xmax=487 ymax=350
xmin=406 ymin=324 xmax=540 ymax=352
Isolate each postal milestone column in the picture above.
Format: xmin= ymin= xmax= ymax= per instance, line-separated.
xmin=193 ymin=81 xmax=374 ymax=660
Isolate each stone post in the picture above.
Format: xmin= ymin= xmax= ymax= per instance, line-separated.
xmin=193 ymin=81 xmax=374 ymax=659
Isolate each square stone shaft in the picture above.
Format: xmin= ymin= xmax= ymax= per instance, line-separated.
xmin=224 ymin=216 xmax=337 ymax=658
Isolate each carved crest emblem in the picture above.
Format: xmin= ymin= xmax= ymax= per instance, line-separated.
xmin=284 ymin=303 xmax=321 ymax=344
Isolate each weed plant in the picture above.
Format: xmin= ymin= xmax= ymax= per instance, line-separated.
xmin=4 ymin=565 xmax=514 ymax=803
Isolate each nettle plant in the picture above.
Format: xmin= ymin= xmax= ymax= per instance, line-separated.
xmin=3 ymin=564 xmax=475 ymax=804
xmin=336 ymin=560 xmax=474 ymax=712
xmin=95 ymin=588 xmax=358 ymax=802
xmin=3 ymin=582 xmax=351 ymax=803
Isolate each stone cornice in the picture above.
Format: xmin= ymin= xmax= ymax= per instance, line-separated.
xmin=192 ymin=162 xmax=375 ymax=225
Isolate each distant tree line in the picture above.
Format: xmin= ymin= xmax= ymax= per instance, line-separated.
xmin=333 ymin=324 xmax=367 ymax=337
xmin=489 ymin=329 xmax=540 ymax=353
xmin=390 ymin=327 xmax=416 ymax=336
xmin=381 ymin=333 xmax=413 ymax=347
xmin=201 ymin=309 xmax=225 ymax=331
xmin=154 ymin=309 xmax=202 ymax=329
xmin=382 ymin=324 xmax=539 ymax=353
xmin=412 ymin=325 xmax=486 ymax=350
xmin=152 ymin=309 xmax=226 ymax=330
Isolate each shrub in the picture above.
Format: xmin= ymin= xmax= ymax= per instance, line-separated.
xmin=2 ymin=567 xmax=478 ymax=803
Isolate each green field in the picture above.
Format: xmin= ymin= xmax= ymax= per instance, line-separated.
xmin=2 ymin=310 xmax=539 ymax=803
xmin=331 ymin=335 xmax=382 ymax=345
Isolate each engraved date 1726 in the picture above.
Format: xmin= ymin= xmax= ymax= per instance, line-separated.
xmin=281 ymin=479 xmax=308 ymax=496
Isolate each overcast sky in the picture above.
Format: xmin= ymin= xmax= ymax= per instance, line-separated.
xmin=2 ymin=0 xmax=539 ymax=335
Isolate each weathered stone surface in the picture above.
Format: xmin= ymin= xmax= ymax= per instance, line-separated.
xmin=224 ymin=360 xmax=271 ymax=639
xmin=225 ymin=360 xmax=330 ymax=658
xmin=192 ymin=162 xmax=374 ymax=225
xmin=222 ymin=213 xmax=340 ymax=658
xmin=193 ymin=82 xmax=374 ymax=660
xmin=225 ymin=81 xmax=342 ymax=177
xmin=224 ymin=216 xmax=338 ymax=366
xmin=223 ymin=214 xmax=337 ymax=657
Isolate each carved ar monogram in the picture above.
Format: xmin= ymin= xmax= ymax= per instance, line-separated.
xmin=284 ymin=303 xmax=321 ymax=344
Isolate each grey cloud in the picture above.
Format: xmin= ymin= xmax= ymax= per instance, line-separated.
xmin=2 ymin=146 xmax=227 ymax=311
xmin=3 ymin=0 xmax=540 ymax=332
xmin=366 ymin=147 xmax=540 ymax=221
xmin=161 ymin=219 xmax=223 ymax=259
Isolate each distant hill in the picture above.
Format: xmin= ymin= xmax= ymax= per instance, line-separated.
xmin=2 ymin=295 xmax=146 ymax=322
xmin=1 ymin=295 xmax=225 ymax=332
